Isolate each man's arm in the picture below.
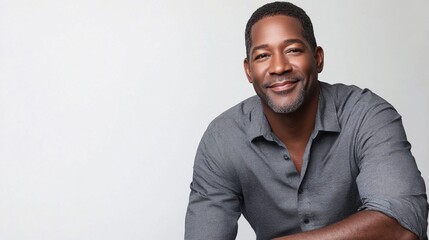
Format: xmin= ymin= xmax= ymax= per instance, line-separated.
xmin=273 ymin=210 xmax=417 ymax=240
xmin=185 ymin=129 xmax=241 ymax=240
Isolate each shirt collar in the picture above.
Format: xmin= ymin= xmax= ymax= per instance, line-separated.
xmin=315 ymin=82 xmax=341 ymax=133
xmin=247 ymin=97 xmax=273 ymax=142
xmin=247 ymin=82 xmax=341 ymax=142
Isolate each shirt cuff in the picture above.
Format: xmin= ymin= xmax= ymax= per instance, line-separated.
xmin=358 ymin=195 xmax=428 ymax=239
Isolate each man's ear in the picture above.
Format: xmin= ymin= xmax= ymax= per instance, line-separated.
xmin=314 ymin=46 xmax=324 ymax=73
xmin=244 ymin=58 xmax=253 ymax=83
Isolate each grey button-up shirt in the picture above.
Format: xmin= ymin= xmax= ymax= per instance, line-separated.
xmin=185 ymin=82 xmax=428 ymax=240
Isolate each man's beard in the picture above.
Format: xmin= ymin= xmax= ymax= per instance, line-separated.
xmin=266 ymin=86 xmax=305 ymax=114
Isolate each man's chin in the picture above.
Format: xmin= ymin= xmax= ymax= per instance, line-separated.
xmin=266 ymin=95 xmax=304 ymax=114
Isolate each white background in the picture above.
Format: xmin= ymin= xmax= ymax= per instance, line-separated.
xmin=1 ymin=0 xmax=428 ymax=239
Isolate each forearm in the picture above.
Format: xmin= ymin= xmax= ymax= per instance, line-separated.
xmin=273 ymin=210 xmax=418 ymax=240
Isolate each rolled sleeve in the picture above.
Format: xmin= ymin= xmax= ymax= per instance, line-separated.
xmin=359 ymin=196 xmax=428 ymax=239
xmin=185 ymin=130 xmax=242 ymax=240
xmin=355 ymin=101 xmax=428 ymax=239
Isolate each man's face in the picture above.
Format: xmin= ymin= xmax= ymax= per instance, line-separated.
xmin=244 ymin=15 xmax=324 ymax=114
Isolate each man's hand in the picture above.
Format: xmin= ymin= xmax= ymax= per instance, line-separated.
xmin=273 ymin=210 xmax=418 ymax=240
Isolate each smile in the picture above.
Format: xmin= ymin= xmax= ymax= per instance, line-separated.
xmin=268 ymin=80 xmax=299 ymax=93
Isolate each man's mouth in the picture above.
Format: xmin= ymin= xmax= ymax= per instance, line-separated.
xmin=268 ymin=80 xmax=299 ymax=93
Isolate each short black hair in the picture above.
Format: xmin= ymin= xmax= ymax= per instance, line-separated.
xmin=245 ymin=1 xmax=317 ymax=59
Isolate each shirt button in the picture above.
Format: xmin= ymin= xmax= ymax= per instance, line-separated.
xmin=303 ymin=219 xmax=310 ymax=224
xmin=283 ymin=155 xmax=290 ymax=160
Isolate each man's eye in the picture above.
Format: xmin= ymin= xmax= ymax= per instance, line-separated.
xmin=255 ymin=53 xmax=269 ymax=60
xmin=286 ymin=48 xmax=302 ymax=54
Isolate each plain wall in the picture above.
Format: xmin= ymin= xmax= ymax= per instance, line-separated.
xmin=0 ymin=0 xmax=428 ymax=239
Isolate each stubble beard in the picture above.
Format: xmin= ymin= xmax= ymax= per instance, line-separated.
xmin=266 ymin=86 xmax=305 ymax=114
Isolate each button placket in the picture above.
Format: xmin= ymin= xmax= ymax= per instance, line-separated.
xmin=297 ymin=183 xmax=312 ymax=230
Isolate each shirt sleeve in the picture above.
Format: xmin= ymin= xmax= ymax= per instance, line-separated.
xmin=185 ymin=129 xmax=242 ymax=240
xmin=355 ymin=98 xmax=428 ymax=239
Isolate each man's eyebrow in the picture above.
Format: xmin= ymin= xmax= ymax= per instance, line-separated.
xmin=251 ymin=44 xmax=269 ymax=55
xmin=251 ymin=39 xmax=306 ymax=55
xmin=284 ymin=38 xmax=306 ymax=45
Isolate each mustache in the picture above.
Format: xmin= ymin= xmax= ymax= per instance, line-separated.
xmin=263 ymin=75 xmax=304 ymax=88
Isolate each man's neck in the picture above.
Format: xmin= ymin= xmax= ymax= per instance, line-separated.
xmin=264 ymin=86 xmax=319 ymax=144
xmin=263 ymin=85 xmax=320 ymax=174
xmin=262 ymin=84 xmax=320 ymax=173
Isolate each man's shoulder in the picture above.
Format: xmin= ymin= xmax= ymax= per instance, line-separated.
xmin=320 ymin=81 xmax=391 ymax=110
xmin=205 ymin=95 xmax=260 ymax=134
xmin=320 ymin=81 xmax=365 ymax=100
xmin=319 ymin=81 xmax=400 ymax=132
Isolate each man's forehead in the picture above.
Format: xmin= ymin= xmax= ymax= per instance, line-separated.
xmin=250 ymin=15 xmax=306 ymax=44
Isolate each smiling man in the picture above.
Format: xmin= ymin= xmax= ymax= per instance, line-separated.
xmin=185 ymin=2 xmax=428 ymax=240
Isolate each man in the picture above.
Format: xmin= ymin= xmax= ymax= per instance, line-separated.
xmin=185 ymin=2 xmax=428 ymax=239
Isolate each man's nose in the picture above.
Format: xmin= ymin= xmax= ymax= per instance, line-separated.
xmin=269 ymin=53 xmax=291 ymax=75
